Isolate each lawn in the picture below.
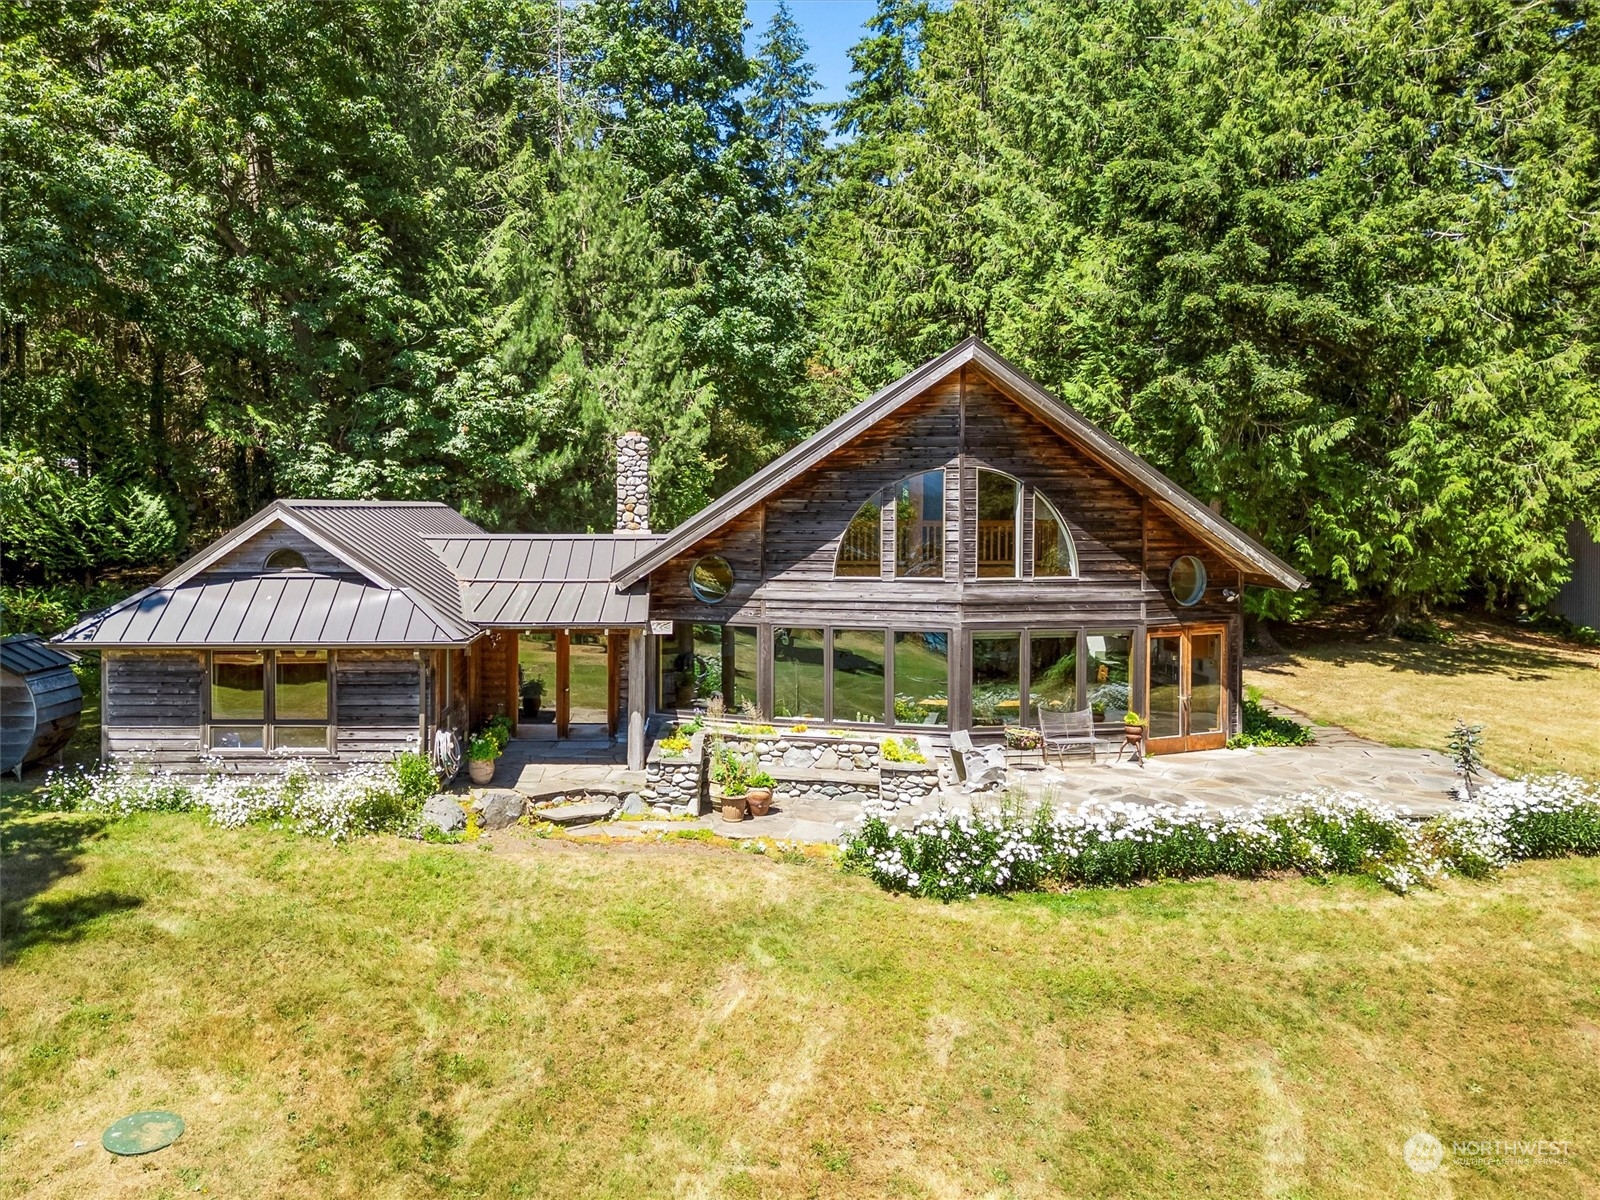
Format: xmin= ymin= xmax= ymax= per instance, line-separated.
xmin=1246 ymin=613 xmax=1600 ymax=781
xmin=4 ymin=804 xmax=1599 ymax=1198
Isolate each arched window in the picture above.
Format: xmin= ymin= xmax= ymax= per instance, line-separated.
xmin=265 ymin=547 xmax=308 ymax=572
xmin=834 ymin=490 xmax=886 ymax=577
xmin=976 ymin=470 xmax=1021 ymax=578
xmin=1033 ymin=493 xmax=1078 ymax=578
xmin=895 ymin=471 xmax=945 ymax=578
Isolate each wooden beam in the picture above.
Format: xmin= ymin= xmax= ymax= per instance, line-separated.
xmin=627 ymin=629 xmax=647 ymax=770
xmin=606 ymin=632 xmax=623 ymax=738
xmin=555 ymin=631 xmax=571 ymax=738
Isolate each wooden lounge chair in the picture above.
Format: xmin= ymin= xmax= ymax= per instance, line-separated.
xmin=1038 ymin=707 xmax=1102 ymax=766
xmin=949 ymin=729 xmax=1007 ymax=791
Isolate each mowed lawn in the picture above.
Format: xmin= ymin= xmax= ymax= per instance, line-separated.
xmin=1247 ymin=614 xmax=1600 ymax=782
xmin=4 ymin=806 xmax=1600 ymax=1198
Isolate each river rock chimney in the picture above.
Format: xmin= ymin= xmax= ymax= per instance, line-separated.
xmin=615 ymin=431 xmax=650 ymax=534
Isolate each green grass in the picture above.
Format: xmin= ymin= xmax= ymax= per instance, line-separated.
xmin=4 ymin=804 xmax=1599 ymax=1197
xmin=1248 ymin=613 xmax=1600 ymax=780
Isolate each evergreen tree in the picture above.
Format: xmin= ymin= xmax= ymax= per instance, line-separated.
xmin=749 ymin=1 xmax=826 ymax=201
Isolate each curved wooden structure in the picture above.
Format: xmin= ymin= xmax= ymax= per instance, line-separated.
xmin=0 ymin=634 xmax=82 ymax=775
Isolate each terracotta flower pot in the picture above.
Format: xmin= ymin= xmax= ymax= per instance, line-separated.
xmin=468 ymin=757 xmax=496 ymax=784
xmin=1123 ymin=723 xmax=1144 ymax=741
xmin=745 ymin=787 xmax=773 ymax=816
xmin=720 ymin=792 xmax=749 ymax=822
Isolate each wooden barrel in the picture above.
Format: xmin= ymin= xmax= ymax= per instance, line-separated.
xmin=0 ymin=634 xmax=83 ymax=775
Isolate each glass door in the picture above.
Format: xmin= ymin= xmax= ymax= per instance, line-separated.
xmin=1144 ymin=627 xmax=1228 ymax=753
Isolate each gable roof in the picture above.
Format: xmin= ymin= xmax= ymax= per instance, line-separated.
xmin=156 ymin=499 xmax=483 ymax=636
xmin=55 ymin=576 xmax=471 ymax=648
xmin=57 ymin=500 xmax=487 ymax=648
xmin=426 ymin=535 xmax=660 ymax=627
xmin=612 ymin=338 xmax=1307 ymax=590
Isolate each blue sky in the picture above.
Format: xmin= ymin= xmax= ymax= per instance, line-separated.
xmin=744 ymin=0 xmax=877 ymax=108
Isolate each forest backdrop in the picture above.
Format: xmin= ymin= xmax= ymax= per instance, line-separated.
xmin=2 ymin=0 xmax=1597 ymax=628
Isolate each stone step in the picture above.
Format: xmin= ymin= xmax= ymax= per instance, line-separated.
xmin=535 ymin=800 xmax=618 ymax=827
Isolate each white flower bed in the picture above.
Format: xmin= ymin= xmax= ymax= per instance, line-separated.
xmin=844 ymin=775 xmax=1600 ymax=901
xmin=39 ymin=754 xmax=434 ymax=842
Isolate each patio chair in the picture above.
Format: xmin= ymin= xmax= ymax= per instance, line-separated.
xmin=1038 ymin=707 xmax=1102 ymax=766
xmin=949 ymin=729 xmax=1007 ymax=792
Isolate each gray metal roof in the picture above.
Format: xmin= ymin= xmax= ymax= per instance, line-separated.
xmin=282 ymin=500 xmax=482 ymax=622
xmin=613 ymin=338 xmax=1308 ymax=591
xmin=54 ymin=575 xmax=472 ymax=648
xmin=0 ymin=633 xmax=78 ymax=675
xmin=427 ymin=535 xmax=659 ymax=627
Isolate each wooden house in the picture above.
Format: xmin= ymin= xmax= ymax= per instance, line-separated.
xmin=59 ymin=338 xmax=1303 ymax=773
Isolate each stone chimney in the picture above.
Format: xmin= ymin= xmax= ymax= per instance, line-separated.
xmin=615 ymin=431 xmax=650 ymax=533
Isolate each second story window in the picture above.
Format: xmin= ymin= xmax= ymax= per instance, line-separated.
xmin=976 ymin=470 xmax=1021 ymax=578
xmin=835 ymin=491 xmax=886 ymax=577
xmin=895 ymin=471 xmax=945 ymax=578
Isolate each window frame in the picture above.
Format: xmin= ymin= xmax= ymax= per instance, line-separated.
xmin=892 ymin=469 xmax=948 ymax=581
xmin=974 ymin=468 xmax=1023 ymax=580
xmin=205 ymin=648 xmax=334 ymax=755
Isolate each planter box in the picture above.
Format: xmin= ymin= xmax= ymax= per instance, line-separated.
xmin=644 ymin=727 xmax=707 ymax=815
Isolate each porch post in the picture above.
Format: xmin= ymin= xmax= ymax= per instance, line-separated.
xmin=627 ymin=628 xmax=647 ymax=770
xmin=555 ymin=632 xmax=571 ymax=737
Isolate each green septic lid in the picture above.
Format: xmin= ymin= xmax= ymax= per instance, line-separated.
xmin=102 ymin=1110 xmax=184 ymax=1156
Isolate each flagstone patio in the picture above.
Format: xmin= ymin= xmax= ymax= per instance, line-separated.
xmin=484 ymin=710 xmax=1477 ymax=845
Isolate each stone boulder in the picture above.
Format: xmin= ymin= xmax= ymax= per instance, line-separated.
xmin=620 ymin=792 xmax=650 ymax=816
xmin=475 ymin=790 xmax=524 ymax=830
xmin=422 ymin=794 xmax=467 ymax=834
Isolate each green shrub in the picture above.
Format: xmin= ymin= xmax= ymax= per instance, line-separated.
xmin=880 ymin=737 xmax=926 ymax=764
xmin=392 ymin=751 xmax=439 ymax=807
xmin=1227 ymin=698 xmax=1313 ymax=748
xmin=467 ymin=734 xmax=499 ymax=762
xmin=841 ymin=776 xmax=1600 ymax=901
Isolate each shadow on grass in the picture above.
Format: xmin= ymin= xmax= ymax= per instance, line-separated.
xmin=0 ymin=799 xmax=138 ymax=963
xmin=1250 ymin=636 xmax=1581 ymax=682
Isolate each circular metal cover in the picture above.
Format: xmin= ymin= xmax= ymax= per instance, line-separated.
xmin=102 ymin=1110 xmax=184 ymax=1156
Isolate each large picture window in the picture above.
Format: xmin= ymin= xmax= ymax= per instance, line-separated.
xmin=1029 ymin=631 xmax=1078 ymax=717
xmin=895 ymin=471 xmax=945 ymax=578
xmin=773 ymin=627 xmax=825 ymax=718
xmin=209 ymin=649 xmax=329 ymax=752
xmin=976 ymin=470 xmax=1020 ymax=578
xmin=1085 ymin=631 xmax=1133 ymax=723
xmin=970 ymin=632 xmax=1022 ymax=726
xmin=831 ymin=629 xmax=886 ymax=723
xmin=658 ymin=623 xmax=757 ymax=712
xmin=892 ymin=632 xmax=948 ymax=726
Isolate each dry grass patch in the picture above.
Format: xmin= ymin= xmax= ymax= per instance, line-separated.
xmin=3 ymin=805 xmax=1600 ymax=1198
xmin=1247 ymin=613 xmax=1600 ymax=779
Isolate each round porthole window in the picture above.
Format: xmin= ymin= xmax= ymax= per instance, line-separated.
xmin=689 ymin=555 xmax=734 ymax=604
xmin=265 ymin=548 xmax=308 ymax=572
xmin=1169 ymin=555 xmax=1207 ymax=606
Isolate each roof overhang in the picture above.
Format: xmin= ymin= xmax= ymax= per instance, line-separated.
xmin=612 ymin=338 xmax=1307 ymax=591
xmin=53 ymin=575 xmax=479 ymax=649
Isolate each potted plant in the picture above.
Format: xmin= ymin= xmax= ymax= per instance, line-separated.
xmin=467 ymin=733 xmax=498 ymax=784
xmin=1123 ymin=710 xmax=1145 ymax=739
xmin=745 ymin=770 xmax=776 ymax=816
xmin=720 ymin=780 xmax=750 ymax=822
xmin=710 ymin=741 xmax=751 ymax=821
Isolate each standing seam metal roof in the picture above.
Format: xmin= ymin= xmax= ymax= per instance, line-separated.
xmin=426 ymin=535 xmax=660 ymax=627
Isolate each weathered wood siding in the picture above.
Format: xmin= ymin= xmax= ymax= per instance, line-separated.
xmin=206 ymin=523 xmax=366 ymax=580
xmin=100 ymin=648 xmax=426 ymax=770
xmin=643 ymin=361 xmax=1248 ymax=735
xmin=335 ymin=649 xmax=421 ymax=760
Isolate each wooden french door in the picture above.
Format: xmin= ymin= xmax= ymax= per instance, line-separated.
xmin=1145 ymin=626 xmax=1228 ymax=754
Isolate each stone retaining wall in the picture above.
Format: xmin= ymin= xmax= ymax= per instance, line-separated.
xmin=725 ymin=731 xmax=882 ymax=774
xmin=644 ymin=728 xmax=705 ymax=814
xmin=878 ymin=760 xmax=941 ymax=809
